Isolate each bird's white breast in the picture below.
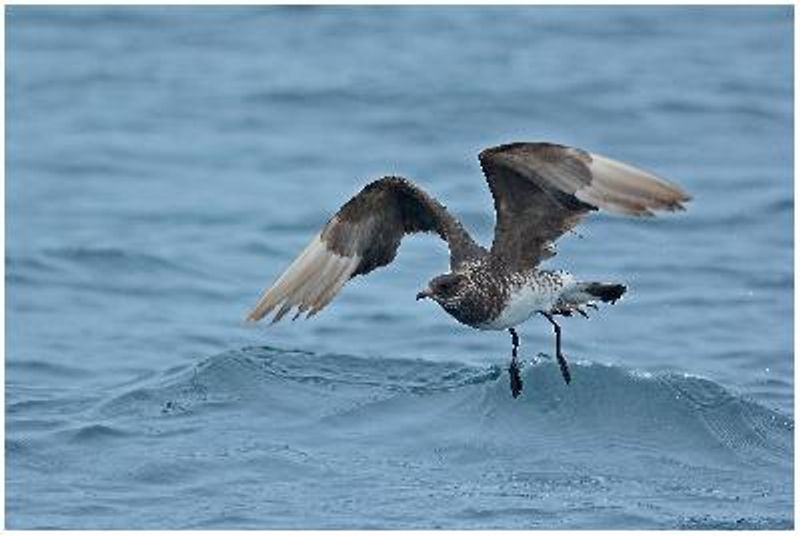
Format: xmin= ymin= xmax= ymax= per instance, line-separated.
xmin=478 ymin=272 xmax=573 ymax=331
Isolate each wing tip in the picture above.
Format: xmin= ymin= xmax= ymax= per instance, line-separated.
xmin=656 ymin=187 xmax=692 ymax=214
xmin=246 ymin=235 xmax=361 ymax=326
xmin=244 ymin=304 xmax=275 ymax=325
xmin=242 ymin=301 xmax=305 ymax=326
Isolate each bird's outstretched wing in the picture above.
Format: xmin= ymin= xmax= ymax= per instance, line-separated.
xmin=479 ymin=142 xmax=691 ymax=271
xmin=247 ymin=176 xmax=485 ymax=323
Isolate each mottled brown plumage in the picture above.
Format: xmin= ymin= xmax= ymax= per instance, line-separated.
xmin=247 ymin=142 xmax=689 ymax=325
xmin=247 ymin=141 xmax=690 ymax=396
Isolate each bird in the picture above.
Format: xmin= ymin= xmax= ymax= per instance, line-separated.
xmin=246 ymin=142 xmax=690 ymax=398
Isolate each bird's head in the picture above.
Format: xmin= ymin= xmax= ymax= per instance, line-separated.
xmin=416 ymin=273 xmax=468 ymax=311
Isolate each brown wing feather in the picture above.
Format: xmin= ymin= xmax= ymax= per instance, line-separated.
xmin=247 ymin=176 xmax=485 ymax=323
xmin=479 ymin=142 xmax=691 ymax=270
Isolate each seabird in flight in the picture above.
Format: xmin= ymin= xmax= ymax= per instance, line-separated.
xmin=247 ymin=142 xmax=691 ymax=398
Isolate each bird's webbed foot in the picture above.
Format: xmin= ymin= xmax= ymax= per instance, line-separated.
xmin=553 ymin=302 xmax=596 ymax=319
xmin=577 ymin=302 xmax=598 ymax=317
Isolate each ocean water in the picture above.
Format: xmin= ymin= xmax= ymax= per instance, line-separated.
xmin=6 ymin=6 xmax=793 ymax=529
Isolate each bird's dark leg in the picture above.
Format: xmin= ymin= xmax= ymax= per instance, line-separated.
xmin=508 ymin=328 xmax=523 ymax=398
xmin=541 ymin=312 xmax=571 ymax=385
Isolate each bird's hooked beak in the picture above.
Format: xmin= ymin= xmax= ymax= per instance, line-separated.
xmin=416 ymin=287 xmax=433 ymax=301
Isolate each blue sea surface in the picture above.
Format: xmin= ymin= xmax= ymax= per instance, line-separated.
xmin=6 ymin=6 xmax=793 ymax=529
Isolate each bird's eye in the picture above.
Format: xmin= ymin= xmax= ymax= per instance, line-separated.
xmin=438 ymin=277 xmax=460 ymax=293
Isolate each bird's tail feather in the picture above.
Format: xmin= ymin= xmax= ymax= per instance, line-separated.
xmin=563 ymin=281 xmax=627 ymax=305
xmin=583 ymin=282 xmax=627 ymax=303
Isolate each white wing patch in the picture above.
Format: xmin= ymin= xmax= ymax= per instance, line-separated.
xmin=574 ymin=152 xmax=690 ymax=216
xmin=246 ymin=233 xmax=361 ymax=323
